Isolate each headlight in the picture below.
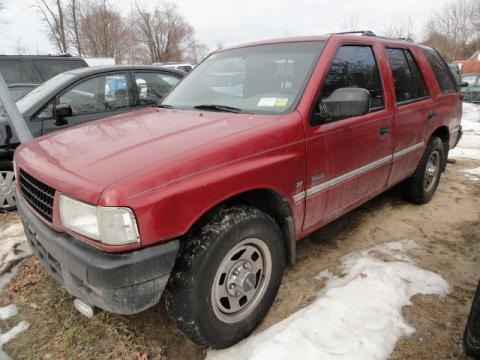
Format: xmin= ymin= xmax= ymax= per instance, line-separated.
xmin=59 ymin=195 xmax=140 ymax=246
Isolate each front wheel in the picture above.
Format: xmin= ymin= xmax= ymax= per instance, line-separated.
xmin=0 ymin=160 xmax=16 ymax=212
xmin=165 ymin=205 xmax=285 ymax=348
xmin=401 ymin=137 xmax=445 ymax=204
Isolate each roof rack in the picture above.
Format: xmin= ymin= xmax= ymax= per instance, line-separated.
xmin=330 ymin=30 xmax=377 ymax=37
xmin=330 ymin=30 xmax=415 ymax=43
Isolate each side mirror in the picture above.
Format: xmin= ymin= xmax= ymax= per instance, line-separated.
xmin=459 ymin=81 xmax=469 ymax=88
xmin=53 ymin=104 xmax=72 ymax=126
xmin=311 ymin=88 xmax=371 ymax=125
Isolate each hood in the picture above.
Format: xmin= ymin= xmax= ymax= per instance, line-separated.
xmin=15 ymin=107 xmax=285 ymax=204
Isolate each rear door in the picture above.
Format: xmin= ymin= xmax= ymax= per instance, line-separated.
xmin=41 ymin=71 xmax=135 ymax=135
xmin=384 ymin=46 xmax=435 ymax=186
xmin=420 ymin=47 xmax=462 ymax=149
xmin=303 ymin=40 xmax=394 ymax=231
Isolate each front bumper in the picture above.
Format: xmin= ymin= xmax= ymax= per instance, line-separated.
xmin=17 ymin=195 xmax=179 ymax=315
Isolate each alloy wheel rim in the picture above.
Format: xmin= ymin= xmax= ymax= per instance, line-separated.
xmin=0 ymin=171 xmax=16 ymax=209
xmin=424 ymin=150 xmax=440 ymax=192
xmin=211 ymin=237 xmax=272 ymax=324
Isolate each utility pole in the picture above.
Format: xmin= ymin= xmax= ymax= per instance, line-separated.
xmin=0 ymin=74 xmax=32 ymax=143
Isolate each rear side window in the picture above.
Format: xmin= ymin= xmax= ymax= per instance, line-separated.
xmin=33 ymin=59 xmax=86 ymax=81
xmin=386 ymin=48 xmax=429 ymax=103
xmin=320 ymin=45 xmax=384 ymax=109
xmin=422 ymin=48 xmax=457 ymax=93
xmin=0 ymin=60 xmax=33 ymax=83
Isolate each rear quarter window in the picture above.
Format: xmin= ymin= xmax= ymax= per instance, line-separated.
xmin=33 ymin=59 xmax=87 ymax=81
xmin=386 ymin=48 xmax=429 ymax=103
xmin=422 ymin=48 xmax=457 ymax=93
xmin=0 ymin=59 xmax=33 ymax=83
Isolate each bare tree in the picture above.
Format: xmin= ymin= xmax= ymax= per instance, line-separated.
xmin=382 ymin=16 xmax=416 ymax=40
xmin=67 ymin=0 xmax=82 ymax=56
xmin=423 ymin=0 xmax=477 ymax=59
xmin=341 ymin=16 xmax=359 ymax=32
xmin=0 ymin=1 xmax=5 ymax=27
xmin=134 ymin=3 xmax=195 ymax=63
xmin=33 ymin=0 xmax=68 ymax=53
xmin=77 ymin=0 xmax=130 ymax=63
xmin=13 ymin=39 xmax=29 ymax=55
xmin=184 ymin=42 xmax=210 ymax=64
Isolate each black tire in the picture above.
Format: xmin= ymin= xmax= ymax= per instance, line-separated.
xmin=165 ymin=205 xmax=285 ymax=348
xmin=401 ymin=136 xmax=445 ymax=204
xmin=464 ymin=282 xmax=480 ymax=358
xmin=0 ymin=159 xmax=16 ymax=212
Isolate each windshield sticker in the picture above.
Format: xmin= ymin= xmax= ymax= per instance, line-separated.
xmin=274 ymin=98 xmax=289 ymax=107
xmin=257 ymin=98 xmax=289 ymax=107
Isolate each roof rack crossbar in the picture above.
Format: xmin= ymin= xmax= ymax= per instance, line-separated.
xmin=330 ymin=30 xmax=377 ymax=36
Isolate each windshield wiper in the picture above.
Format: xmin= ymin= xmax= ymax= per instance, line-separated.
xmin=157 ymin=104 xmax=174 ymax=109
xmin=193 ymin=104 xmax=242 ymax=113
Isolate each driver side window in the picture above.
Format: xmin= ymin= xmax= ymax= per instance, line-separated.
xmin=58 ymin=74 xmax=128 ymax=116
xmin=320 ymin=45 xmax=384 ymax=111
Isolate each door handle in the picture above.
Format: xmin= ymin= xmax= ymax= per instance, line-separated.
xmin=379 ymin=125 xmax=390 ymax=137
xmin=427 ymin=111 xmax=436 ymax=120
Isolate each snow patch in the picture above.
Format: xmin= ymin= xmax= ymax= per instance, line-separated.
xmin=207 ymin=240 xmax=449 ymax=360
xmin=450 ymin=103 xmax=480 ymax=160
xmin=0 ymin=223 xmax=31 ymax=359
xmin=462 ymin=102 xmax=480 ymax=123
xmin=462 ymin=167 xmax=480 ymax=180
xmin=0 ymin=304 xmax=29 ymax=360
xmin=0 ymin=321 xmax=29 ymax=359
xmin=0 ymin=222 xmax=31 ymax=274
xmin=0 ymin=305 xmax=17 ymax=321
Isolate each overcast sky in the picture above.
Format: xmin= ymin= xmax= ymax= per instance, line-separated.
xmin=0 ymin=0 xmax=450 ymax=55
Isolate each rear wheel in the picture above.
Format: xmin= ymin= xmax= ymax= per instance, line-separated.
xmin=0 ymin=160 xmax=16 ymax=211
xmin=401 ymin=137 xmax=444 ymax=204
xmin=165 ymin=205 xmax=285 ymax=348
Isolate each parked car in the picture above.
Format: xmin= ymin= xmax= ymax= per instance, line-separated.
xmin=464 ymin=281 xmax=480 ymax=358
xmin=7 ymin=83 xmax=38 ymax=101
xmin=0 ymin=54 xmax=88 ymax=99
xmin=153 ymin=62 xmax=194 ymax=72
xmin=0 ymin=65 xmax=184 ymax=210
xmin=14 ymin=32 xmax=462 ymax=348
xmin=461 ymin=73 xmax=480 ymax=103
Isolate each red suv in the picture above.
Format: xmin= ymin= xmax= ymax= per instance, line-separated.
xmin=14 ymin=32 xmax=462 ymax=348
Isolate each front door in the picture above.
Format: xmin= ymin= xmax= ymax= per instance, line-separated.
xmin=303 ymin=42 xmax=393 ymax=231
xmin=42 ymin=72 xmax=135 ymax=135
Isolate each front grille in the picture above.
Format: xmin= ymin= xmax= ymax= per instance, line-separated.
xmin=19 ymin=169 xmax=55 ymax=222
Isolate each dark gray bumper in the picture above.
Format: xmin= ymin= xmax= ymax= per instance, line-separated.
xmin=17 ymin=195 xmax=179 ymax=315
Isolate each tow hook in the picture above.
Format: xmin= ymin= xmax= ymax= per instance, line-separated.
xmin=73 ymin=298 xmax=100 ymax=318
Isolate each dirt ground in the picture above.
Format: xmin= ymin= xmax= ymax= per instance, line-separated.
xmin=0 ymin=157 xmax=479 ymax=360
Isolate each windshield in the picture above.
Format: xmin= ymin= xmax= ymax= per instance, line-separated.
xmin=162 ymin=41 xmax=325 ymax=114
xmin=16 ymin=72 xmax=76 ymax=113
